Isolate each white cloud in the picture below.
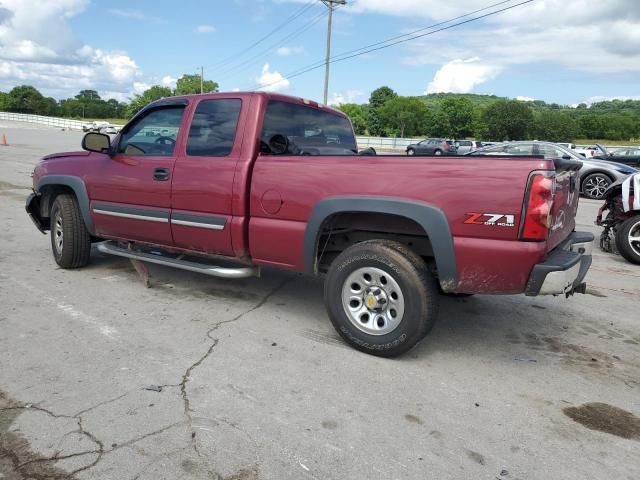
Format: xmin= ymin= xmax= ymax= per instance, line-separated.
xmin=582 ymin=95 xmax=640 ymax=104
xmin=404 ymin=0 xmax=640 ymax=75
xmin=107 ymin=8 xmax=166 ymax=24
xmin=516 ymin=96 xmax=535 ymax=102
xmin=276 ymin=46 xmax=304 ymax=56
xmin=0 ymin=0 xmax=144 ymax=100
xmin=195 ymin=25 xmax=216 ymax=33
xmin=161 ymin=75 xmax=177 ymax=89
xmin=256 ymin=64 xmax=290 ymax=92
xmin=328 ymin=89 xmax=364 ymax=106
xmin=425 ymin=57 xmax=500 ymax=94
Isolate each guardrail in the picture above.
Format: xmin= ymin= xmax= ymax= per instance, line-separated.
xmin=0 ymin=112 xmax=88 ymax=130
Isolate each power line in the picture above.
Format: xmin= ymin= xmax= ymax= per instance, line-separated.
xmin=159 ymin=0 xmax=318 ymax=81
xmin=254 ymin=0 xmax=535 ymax=94
xmin=214 ymin=7 xmax=330 ymax=83
xmin=284 ymin=0 xmax=520 ymax=80
xmin=207 ymin=0 xmax=317 ymax=72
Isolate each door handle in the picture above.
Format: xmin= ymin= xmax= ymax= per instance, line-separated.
xmin=153 ymin=168 xmax=170 ymax=181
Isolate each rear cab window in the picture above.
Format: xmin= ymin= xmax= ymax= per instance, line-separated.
xmin=261 ymin=100 xmax=357 ymax=155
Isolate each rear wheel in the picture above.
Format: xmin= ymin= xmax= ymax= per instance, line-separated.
xmin=434 ymin=149 xmax=443 ymax=156
xmin=582 ymin=173 xmax=612 ymax=199
xmin=324 ymin=240 xmax=439 ymax=357
xmin=615 ymin=216 xmax=640 ymax=264
xmin=50 ymin=194 xmax=91 ymax=268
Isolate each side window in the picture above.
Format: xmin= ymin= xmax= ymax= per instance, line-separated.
xmin=261 ymin=100 xmax=357 ymax=155
xmin=118 ymin=107 xmax=185 ymax=156
xmin=538 ymin=144 xmax=564 ymax=159
xmin=503 ymin=144 xmax=533 ymax=155
xmin=186 ymin=99 xmax=242 ymax=157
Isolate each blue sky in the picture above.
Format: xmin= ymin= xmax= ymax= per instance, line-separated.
xmin=1 ymin=0 xmax=639 ymax=106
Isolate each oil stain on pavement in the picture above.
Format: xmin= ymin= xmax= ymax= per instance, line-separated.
xmin=0 ymin=390 xmax=78 ymax=480
xmin=563 ymin=402 xmax=640 ymax=440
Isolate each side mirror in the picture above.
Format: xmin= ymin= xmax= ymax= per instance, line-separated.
xmin=562 ymin=155 xmax=572 ymax=160
xmin=268 ymin=134 xmax=289 ymax=155
xmin=82 ymin=132 xmax=111 ymax=153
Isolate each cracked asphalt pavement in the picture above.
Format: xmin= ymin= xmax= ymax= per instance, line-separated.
xmin=1 ymin=122 xmax=639 ymax=479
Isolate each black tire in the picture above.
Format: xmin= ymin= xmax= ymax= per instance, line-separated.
xmin=615 ymin=216 xmax=640 ymax=265
xmin=324 ymin=240 xmax=439 ymax=357
xmin=581 ymin=173 xmax=612 ymax=200
xmin=407 ymin=148 xmax=415 ymax=156
xmin=434 ymin=149 xmax=443 ymax=156
xmin=50 ymin=194 xmax=91 ymax=269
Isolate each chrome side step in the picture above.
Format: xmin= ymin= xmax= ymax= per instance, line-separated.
xmin=97 ymin=241 xmax=259 ymax=279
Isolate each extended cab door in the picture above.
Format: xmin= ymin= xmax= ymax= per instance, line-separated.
xmin=170 ymin=97 xmax=244 ymax=256
xmin=87 ymin=103 xmax=186 ymax=245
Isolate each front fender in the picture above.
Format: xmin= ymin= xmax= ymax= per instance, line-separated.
xmin=35 ymin=175 xmax=94 ymax=234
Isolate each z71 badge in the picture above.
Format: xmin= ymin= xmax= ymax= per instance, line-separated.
xmin=464 ymin=213 xmax=515 ymax=227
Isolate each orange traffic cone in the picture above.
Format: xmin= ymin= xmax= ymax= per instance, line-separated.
xmin=1 ymin=134 xmax=7 ymax=146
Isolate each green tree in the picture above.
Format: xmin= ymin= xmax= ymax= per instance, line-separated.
xmin=379 ymin=96 xmax=430 ymax=138
xmin=75 ymin=90 xmax=102 ymax=102
xmin=369 ymin=86 xmax=397 ymax=109
xmin=127 ymin=85 xmax=173 ymax=117
xmin=483 ymin=100 xmax=533 ymax=141
xmin=438 ymin=97 xmax=475 ymax=139
xmin=6 ymin=85 xmax=46 ymax=114
xmin=338 ymin=103 xmax=368 ymax=135
xmin=174 ymin=74 xmax=219 ymax=95
xmin=0 ymin=91 xmax=8 ymax=111
xmin=531 ymin=111 xmax=578 ymax=142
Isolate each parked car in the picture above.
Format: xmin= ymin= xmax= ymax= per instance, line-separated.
xmin=467 ymin=141 xmax=637 ymax=199
xmin=557 ymin=143 xmax=596 ymax=159
xmin=26 ymin=92 xmax=593 ymax=357
xmin=593 ymin=144 xmax=640 ymax=168
xmin=455 ymin=140 xmax=483 ymax=155
xmin=406 ymin=138 xmax=457 ymax=156
xmin=82 ymin=121 xmax=111 ymax=132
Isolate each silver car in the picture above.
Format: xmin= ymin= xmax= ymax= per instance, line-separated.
xmin=455 ymin=140 xmax=483 ymax=155
xmin=467 ymin=141 xmax=637 ymax=200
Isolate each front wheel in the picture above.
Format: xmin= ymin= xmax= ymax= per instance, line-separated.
xmin=434 ymin=149 xmax=443 ymax=156
xmin=50 ymin=194 xmax=91 ymax=268
xmin=324 ymin=240 xmax=439 ymax=357
xmin=615 ymin=216 xmax=640 ymax=264
xmin=407 ymin=148 xmax=415 ymax=156
xmin=582 ymin=173 xmax=611 ymax=199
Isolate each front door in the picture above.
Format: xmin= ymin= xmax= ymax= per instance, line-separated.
xmin=170 ymin=97 xmax=244 ymax=256
xmin=87 ymin=104 xmax=186 ymax=245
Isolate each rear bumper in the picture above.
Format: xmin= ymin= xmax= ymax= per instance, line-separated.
xmin=525 ymin=231 xmax=594 ymax=296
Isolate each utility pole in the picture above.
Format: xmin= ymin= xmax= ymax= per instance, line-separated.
xmin=321 ymin=0 xmax=346 ymax=105
xmin=200 ymin=66 xmax=204 ymax=94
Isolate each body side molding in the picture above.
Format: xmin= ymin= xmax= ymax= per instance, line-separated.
xmin=303 ymin=196 xmax=458 ymax=290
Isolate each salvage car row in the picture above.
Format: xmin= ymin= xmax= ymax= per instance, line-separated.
xmin=405 ymin=139 xmax=638 ymax=199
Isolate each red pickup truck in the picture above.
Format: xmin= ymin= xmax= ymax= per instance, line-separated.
xmin=26 ymin=92 xmax=593 ymax=356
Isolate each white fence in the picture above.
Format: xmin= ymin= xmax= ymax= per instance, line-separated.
xmin=356 ymin=136 xmax=424 ymax=150
xmin=0 ymin=112 xmax=87 ymax=130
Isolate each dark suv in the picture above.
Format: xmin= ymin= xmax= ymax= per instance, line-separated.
xmin=406 ymin=138 xmax=457 ymax=156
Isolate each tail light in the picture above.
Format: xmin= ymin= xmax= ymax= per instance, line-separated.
xmin=520 ymin=172 xmax=555 ymax=241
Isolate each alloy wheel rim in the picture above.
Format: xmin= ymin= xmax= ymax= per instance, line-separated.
xmin=54 ymin=214 xmax=63 ymax=254
xmin=628 ymin=219 xmax=640 ymax=257
xmin=341 ymin=267 xmax=405 ymax=336
xmin=584 ymin=175 xmax=609 ymax=198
